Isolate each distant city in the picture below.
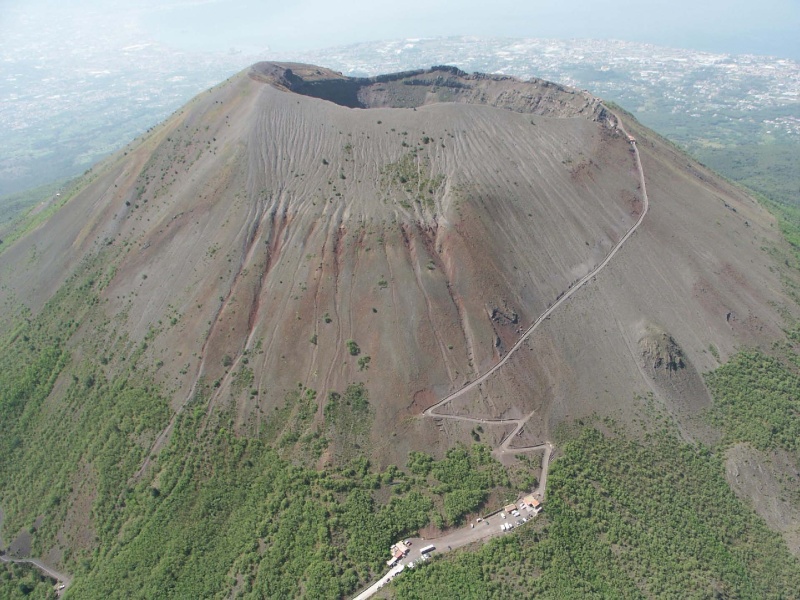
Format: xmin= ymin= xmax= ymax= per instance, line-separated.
xmin=1 ymin=34 xmax=798 ymax=199
xmin=292 ymin=38 xmax=800 ymax=144
xmin=0 ymin=15 xmax=254 ymax=197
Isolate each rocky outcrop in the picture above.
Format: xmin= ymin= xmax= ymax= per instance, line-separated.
xmin=639 ymin=325 xmax=685 ymax=372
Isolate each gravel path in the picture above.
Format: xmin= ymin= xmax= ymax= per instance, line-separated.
xmin=351 ymin=109 xmax=648 ymax=600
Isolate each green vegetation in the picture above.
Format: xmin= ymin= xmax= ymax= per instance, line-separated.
xmin=431 ymin=445 xmax=504 ymax=526
xmin=0 ymin=174 xmax=92 ymax=258
xmin=346 ymin=339 xmax=360 ymax=356
xmin=324 ymin=383 xmax=372 ymax=461
xmin=271 ymin=385 xmax=319 ymax=450
xmin=58 ymin=409 xmax=513 ymax=598
xmin=407 ymin=320 xmax=800 ymax=598
xmin=0 ymin=246 xmax=520 ymax=600
xmin=0 ymin=251 xmax=170 ymax=556
xmin=0 ymin=178 xmax=69 ymax=232
xmin=395 ymin=291 xmax=800 ymax=598
xmin=754 ymin=197 xmax=800 ymax=305
xmin=706 ymin=350 xmax=800 ymax=453
xmin=0 ymin=338 xmax=515 ymax=600
xmin=694 ymin=143 xmax=799 ymax=208
xmin=341 ymin=488 xmax=432 ymax=569
xmin=387 ymin=132 xmax=800 ymax=598
xmin=390 ymin=183 xmax=800 ymax=595
xmin=64 ymin=404 xmax=376 ymax=599
xmin=404 ymin=444 xmax=509 ymax=527
xmin=325 ymin=383 xmax=369 ymax=420
xmin=769 ymin=199 xmax=800 ymax=266
xmin=232 ymin=366 xmax=254 ymax=394
xmin=11 ymin=244 xmax=797 ymax=598
xmin=382 ymin=152 xmax=445 ymax=209
xmin=3 ymin=98 xmax=800 ymax=598
xmin=0 ymin=561 xmax=56 ymax=599
xmin=393 ymin=427 xmax=800 ymax=599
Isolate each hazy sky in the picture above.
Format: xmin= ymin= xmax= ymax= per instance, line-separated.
xmin=1 ymin=0 xmax=799 ymax=59
xmin=151 ymin=0 xmax=800 ymax=57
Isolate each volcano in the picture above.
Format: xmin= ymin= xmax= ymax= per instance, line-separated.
xmin=0 ymin=62 xmax=797 ymax=597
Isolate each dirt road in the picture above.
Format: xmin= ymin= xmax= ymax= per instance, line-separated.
xmin=1 ymin=506 xmax=70 ymax=592
xmin=350 ymin=110 xmax=648 ymax=600
xmin=350 ymin=444 xmax=552 ymax=600
xmin=424 ymin=110 xmax=648 ymax=449
xmin=0 ymin=553 xmax=72 ymax=590
xmin=397 ymin=443 xmax=552 ymax=562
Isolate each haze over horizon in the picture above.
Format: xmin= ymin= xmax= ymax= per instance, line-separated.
xmin=1 ymin=0 xmax=799 ymax=60
xmin=1 ymin=1 xmax=798 ymax=202
xmin=4 ymin=2 xmax=800 ymax=599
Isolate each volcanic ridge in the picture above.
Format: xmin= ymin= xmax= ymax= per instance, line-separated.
xmin=0 ymin=62 xmax=791 ymax=469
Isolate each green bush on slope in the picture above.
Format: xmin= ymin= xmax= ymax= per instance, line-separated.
xmin=393 ymin=427 xmax=800 ymax=599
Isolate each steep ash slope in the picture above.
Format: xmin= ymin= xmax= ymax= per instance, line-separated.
xmin=0 ymin=64 xmax=647 ymax=465
xmin=435 ymin=109 xmax=789 ymax=449
xmin=1 ymin=62 xmax=799 ymax=596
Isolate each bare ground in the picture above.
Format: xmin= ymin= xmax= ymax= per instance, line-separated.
xmin=0 ymin=65 xmax=798 ymax=556
xmin=725 ymin=443 xmax=800 ymax=556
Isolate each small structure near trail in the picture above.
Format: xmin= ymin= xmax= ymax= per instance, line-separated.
xmin=387 ymin=540 xmax=410 ymax=565
xmin=522 ymin=494 xmax=543 ymax=514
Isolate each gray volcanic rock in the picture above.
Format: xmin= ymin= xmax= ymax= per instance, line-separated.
xmin=0 ymin=63 xmax=794 ymax=467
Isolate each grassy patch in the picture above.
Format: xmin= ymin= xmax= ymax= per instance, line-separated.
xmin=694 ymin=143 xmax=800 ymax=208
xmin=324 ymin=383 xmax=372 ymax=461
xmin=345 ymin=339 xmax=360 ymax=356
xmin=0 ymin=178 xmax=70 ymax=233
xmin=381 ymin=152 xmax=445 ymax=210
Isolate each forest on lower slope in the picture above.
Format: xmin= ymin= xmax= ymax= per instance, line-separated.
xmin=2 ymin=217 xmax=800 ymax=600
xmin=392 ymin=420 xmax=800 ymax=599
xmin=0 ymin=252 xmax=530 ymax=598
xmin=389 ymin=199 xmax=800 ymax=599
xmin=2 ymin=125 xmax=800 ymax=599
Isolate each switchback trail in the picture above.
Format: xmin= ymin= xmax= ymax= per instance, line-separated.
xmin=424 ymin=109 xmax=648 ymax=458
xmin=352 ymin=109 xmax=649 ymax=600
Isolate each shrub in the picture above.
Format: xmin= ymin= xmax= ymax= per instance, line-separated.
xmin=346 ymin=340 xmax=360 ymax=356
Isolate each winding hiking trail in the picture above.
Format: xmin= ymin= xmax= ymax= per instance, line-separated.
xmin=351 ymin=110 xmax=648 ymax=600
xmin=424 ymin=110 xmax=648 ymax=459
xmin=352 ymin=110 xmax=649 ymax=600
